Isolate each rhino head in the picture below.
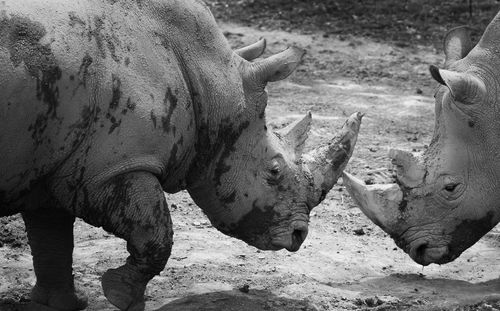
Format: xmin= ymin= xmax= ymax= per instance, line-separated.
xmin=343 ymin=16 xmax=500 ymax=266
xmin=186 ymin=39 xmax=362 ymax=252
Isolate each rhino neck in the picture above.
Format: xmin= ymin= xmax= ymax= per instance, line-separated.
xmin=144 ymin=0 xmax=254 ymax=188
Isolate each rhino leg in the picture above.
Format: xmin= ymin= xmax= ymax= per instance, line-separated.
xmin=22 ymin=207 xmax=88 ymax=311
xmin=86 ymin=172 xmax=173 ymax=311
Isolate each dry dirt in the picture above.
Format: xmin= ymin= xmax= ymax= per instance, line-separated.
xmin=2 ymin=20 xmax=500 ymax=311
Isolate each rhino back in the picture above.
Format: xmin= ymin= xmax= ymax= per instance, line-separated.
xmin=0 ymin=0 xmax=197 ymax=208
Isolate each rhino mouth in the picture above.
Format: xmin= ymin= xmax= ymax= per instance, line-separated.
xmin=271 ymin=222 xmax=309 ymax=252
xmin=406 ymin=240 xmax=456 ymax=266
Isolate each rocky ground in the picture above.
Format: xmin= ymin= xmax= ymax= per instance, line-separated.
xmin=2 ymin=1 xmax=500 ymax=311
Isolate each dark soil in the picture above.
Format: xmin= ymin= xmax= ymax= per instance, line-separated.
xmin=207 ymin=0 xmax=500 ymax=48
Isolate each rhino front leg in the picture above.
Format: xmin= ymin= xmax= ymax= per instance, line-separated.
xmin=84 ymin=172 xmax=173 ymax=311
xmin=22 ymin=207 xmax=88 ymax=311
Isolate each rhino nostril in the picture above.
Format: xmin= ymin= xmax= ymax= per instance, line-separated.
xmin=415 ymin=243 xmax=428 ymax=260
xmin=291 ymin=228 xmax=308 ymax=248
xmin=293 ymin=229 xmax=302 ymax=241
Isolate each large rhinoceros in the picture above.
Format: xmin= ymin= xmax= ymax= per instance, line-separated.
xmin=343 ymin=12 xmax=500 ymax=267
xmin=0 ymin=0 xmax=362 ymax=310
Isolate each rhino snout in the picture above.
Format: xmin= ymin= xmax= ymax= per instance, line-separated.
xmin=408 ymin=241 xmax=454 ymax=266
xmin=271 ymin=222 xmax=308 ymax=252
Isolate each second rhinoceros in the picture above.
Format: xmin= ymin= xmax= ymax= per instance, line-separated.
xmin=344 ymin=11 xmax=500 ymax=267
xmin=0 ymin=0 xmax=362 ymax=310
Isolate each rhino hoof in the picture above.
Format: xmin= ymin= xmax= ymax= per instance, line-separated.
xmin=102 ymin=264 xmax=148 ymax=311
xmin=29 ymin=284 xmax=88 ymax=311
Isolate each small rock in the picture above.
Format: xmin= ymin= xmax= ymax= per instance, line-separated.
xmin=364 ymin=178 xmax=375 ymax=185
xmin=353 ymin=228 xmax=365 ymax=236
xmin=378 ymin=295 xmax=401 ymax=304
xmin=365 ymin=296 xmax=382 ymax=307
xmin=412 ymin=298 xmax=425 ymax=305
xmin=416 ymin=88 xmax=423 ymax=94
xmin=238 ymin=284 xmax=250 ymax=293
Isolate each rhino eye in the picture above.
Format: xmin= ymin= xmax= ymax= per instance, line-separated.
xmin=270 ymin=165 xmax=280 ymax=176
xmin=441 ymin=182 xmax=464 ymax=202
xmin=439 ymin=176 xmax=465 ymax=203
xmin=266 ymin=160 xmax=283 ymax=185
xmin=444 ymin=183 xmax=458 ymax=192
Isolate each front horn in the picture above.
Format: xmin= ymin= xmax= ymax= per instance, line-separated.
xmin=302 ymin=112 xmax=362 ymax=206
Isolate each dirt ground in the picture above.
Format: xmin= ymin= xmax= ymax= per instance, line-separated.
xmin=2 ymin=7 xmax=500 ymax=311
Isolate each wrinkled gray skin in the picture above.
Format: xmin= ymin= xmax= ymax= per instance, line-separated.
xmin=0 ymin=0 xmax=362 ymax=310
xmin=344 ymin=11 xmax=500 ymax=267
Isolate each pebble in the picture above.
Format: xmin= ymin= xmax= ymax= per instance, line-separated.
xmin=353 ymin=228 xmax=365 ymax=236
xmin=238 ymin=284 xmax=250 ymax=293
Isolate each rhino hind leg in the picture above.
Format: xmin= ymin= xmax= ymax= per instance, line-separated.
xmin=22 ymin=207 xmax=88 ymax=311
xmin=86 ymin=172 xmax=173 ymax=311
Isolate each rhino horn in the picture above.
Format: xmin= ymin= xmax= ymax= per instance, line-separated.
xmin=235 ymin=38 xmax=267 ymax=61
xmin=277 ymin=112 xmax=312 ymax=157
xmin=429 ymin=65 xmax=486 ymax=104
xmin=251 ymin=46 xmax=305 ymax=84
xmin=342 ymin=172 xmax=403 ymax=233
xmin=302 ymin=112 xmax=362 ymax=206
xmin=389 ymin=148 xmax=425 ymax=188
xmin=443 ymin=26 xmax=473 ymax=67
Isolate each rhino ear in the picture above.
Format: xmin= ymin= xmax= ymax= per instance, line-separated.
xmin=235 ymin=38 xmax=267 ymax=61
xmin=252 ymin=46 xmax=305 ymax=84
xmin=277 ymin=112 xmax=312 ymax=156
xmin=429 ymin=65 xmax=486 ymax=104
xmin=443 ymin=26 xmax=473 ymax=67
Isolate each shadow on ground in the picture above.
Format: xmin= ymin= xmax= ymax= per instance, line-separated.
xmin=154 ymin=289 xmax=318 ymax=311
xmin=326 ymin=273 xmax=500 ymax=310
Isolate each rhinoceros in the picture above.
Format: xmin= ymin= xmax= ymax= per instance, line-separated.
xmin=0 ymin=0 xmax=362 ymax=310
xmin=343 ymin=12 xmax=500 ymax=267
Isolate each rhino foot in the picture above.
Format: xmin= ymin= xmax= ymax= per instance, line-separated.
xmin=29 ymin=284 xmax=88 ymax=311
xmin=102 ymin=263 xmax=149 ymax=311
